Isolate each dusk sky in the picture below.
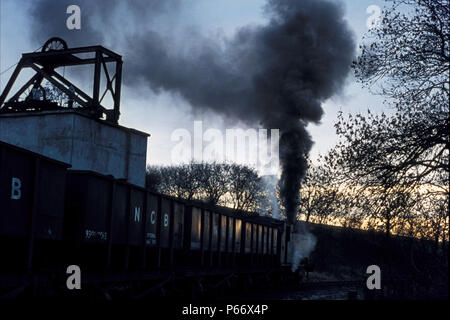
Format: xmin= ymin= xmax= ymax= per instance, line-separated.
xmin=0 ymin=0 xmax=387 ymax=171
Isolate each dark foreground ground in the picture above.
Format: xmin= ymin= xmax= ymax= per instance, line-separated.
xmin=217 ymin=274 xmax=447 ymax=301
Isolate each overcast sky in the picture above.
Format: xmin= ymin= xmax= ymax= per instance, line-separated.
xmin=0 ymin=0 xmax=388 ymax=172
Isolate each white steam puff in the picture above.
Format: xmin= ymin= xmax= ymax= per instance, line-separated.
xmin=290 ymin=231 xmax=317 ymax=272
xmin=260 ymin=175 xmax=281 ymax=220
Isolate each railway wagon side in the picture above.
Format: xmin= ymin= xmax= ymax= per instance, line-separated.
xmin=183 ymin=202 xmax=283 ymax=270
xmin=241 ymin=217 xmax=282 ymax=267
xmin=158 ymin=195 xmax=185 ymax=269
xmin=64 ymin=170 xmax=285 ymax=273
xmin=64 ymin=170 xmax=188 ymax=271
xmin=183 ymin=205 xmax=244 ymax=269
xmin=237 ymin=220 xmax=278 ymax=267
xmin=0 ymin=140 xmax=69 ymax=272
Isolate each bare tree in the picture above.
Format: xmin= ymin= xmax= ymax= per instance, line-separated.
xmin=195 ymin=162 xmax=230 ymax=205
xmin=227 ymin=164 xmax=263 ymax=212
xmin=146 ymin=163 xmax=200 ymax=200
xmin=299 ymin=157 xmax=345 ymax=224
xmin=146 ymin=165 xmax=162 ymax=192
xmin=348 ymin=0 xmax=449 ymax=190
xmin=329 ymin=0 xmax=449 ymax=237
xmin=355 ymin=0 xmax=449 ymax=109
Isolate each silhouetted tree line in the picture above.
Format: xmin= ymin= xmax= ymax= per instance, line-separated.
xmin=146 ymin=162 xmax=273 ymax=213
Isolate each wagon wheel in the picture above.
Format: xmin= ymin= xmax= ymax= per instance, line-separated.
xmin=41 ymin=37 xmax=68 ymax=52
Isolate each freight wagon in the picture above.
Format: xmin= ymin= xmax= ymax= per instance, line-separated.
xmin=0 ymin=140 xmax=69 ymax=273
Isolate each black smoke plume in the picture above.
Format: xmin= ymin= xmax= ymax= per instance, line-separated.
xmin=28 ymin=0 xmax=355 ymax=224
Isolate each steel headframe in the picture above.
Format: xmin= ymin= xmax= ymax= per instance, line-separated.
xmin=0 ymin=37 xmax=123 ymax=124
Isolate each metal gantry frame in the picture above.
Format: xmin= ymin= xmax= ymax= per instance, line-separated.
xmin=0 ymin=37 xmax=122 ymax=124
